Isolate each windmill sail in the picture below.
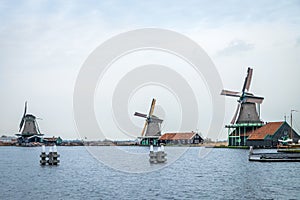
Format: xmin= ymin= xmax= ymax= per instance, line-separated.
xmin=35 ymin=120 xmax=41 ymax=134
xmin=244 ymin=68 xmax=253 ymax=91
xmin=221 ymin=90 xmax=240 ymax=97
xmin=231 ymin=104 xmax=241 ymax=124
xmin=148 ymin=99 xmax=156 ymax=116
xmin=19 ymin=101 xmax=27 ymax=132
xmin=242 ymin=68 xmax=253 ymax=92
xmin=141 ymin=120 xmax=148 ymax=136
xmin=134 ymin=112 xmax=147 ymax=118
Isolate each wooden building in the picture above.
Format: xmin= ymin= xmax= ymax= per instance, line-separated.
xmin=16 ymin=136 xmax=63 ymax=145
xmin=43 ymin=137 xmax=63 ymax=145
xmin=0 ymin=136 xmax=17 ymax=146
xmin=159 ymin=132 xmax=203 ymax=145
xmin=246 ymin=121 xmax=300 ymax=148
xmin=138 ymin=136 xmax=160 ymax=146
xmin=226 ymin=123 xmax=263 ymax=146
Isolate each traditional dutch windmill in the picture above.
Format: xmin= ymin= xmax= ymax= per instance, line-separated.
xmin=134 ymin=98 xmax=163 ymax=145
xmin=17 ymin=102 xmax=43 ymax=139
xmin=221 ymin=67 xmax=264 ymax=124
xmin=221 ymin=67 xmax=264 ymax=146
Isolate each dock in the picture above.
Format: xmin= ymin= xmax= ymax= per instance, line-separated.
xmin=248 ymin=146 xmax=300 ymax=162
xmin=249 ymin=152 xmax=300 ymax=162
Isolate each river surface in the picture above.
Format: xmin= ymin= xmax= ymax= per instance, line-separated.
xmin=0 ymin=146 xmax=299 ymax=200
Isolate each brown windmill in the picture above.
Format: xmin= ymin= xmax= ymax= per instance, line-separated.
xmin=221 ymin=67 xmax=264 ymax=124
xmin=134 ymin=98 xmax=163 ymax=145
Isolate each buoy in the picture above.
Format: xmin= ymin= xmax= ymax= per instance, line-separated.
xmin=156 ymin=145 xmax=167 ymax=163
xmin=149 ymin=145 xmax=156 ymax=163
xmin=161 ymin=145 xmax=164 ymax=152
xmin=249 ymin=146 xmax=253 ymax=155
xmin=150 ymin=145 xmax=154 ymax=152
xmin=52 ymin=145 xmax=60 ymax=165
xmin=41 ymin=145 xmax=60 ymax=166
xmin=149 ymin=144 xmax=167 ymax=164
xmin=40 ymin=145 xmax=47 ymax=165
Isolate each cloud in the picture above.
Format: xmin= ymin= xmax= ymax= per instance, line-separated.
xmin=217 ymin=39 xmax=254 ymax=56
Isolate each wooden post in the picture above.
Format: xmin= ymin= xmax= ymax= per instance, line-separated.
xmin=41 ymin=145 xmax=60 ymax=166
xmin=149 ymin=145 xmax=166 ymax=164
xmin=40 ymin=145 xmax=47 ymax=165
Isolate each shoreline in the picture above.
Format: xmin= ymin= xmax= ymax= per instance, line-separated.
xmin=0 ymin=142 xmax=229 ymax=148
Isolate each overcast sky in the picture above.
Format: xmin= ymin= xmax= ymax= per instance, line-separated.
xmin=1 ymin=0 xmax=300 ymax=140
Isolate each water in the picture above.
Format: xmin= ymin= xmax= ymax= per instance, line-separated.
xmin=0 ymin=146 xmax=299 ymax=200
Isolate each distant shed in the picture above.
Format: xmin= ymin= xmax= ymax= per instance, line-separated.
xmin=43 ymin=137 xmax=63 ymax=145
xmin=159 ymin=132 xmax=203 ymax=145
xmin=246 ymin=121 xmax=300 ymax=148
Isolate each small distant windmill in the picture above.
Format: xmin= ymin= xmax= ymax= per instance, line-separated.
xmin=221 ymin=67 xmax=264 ymax=124
xmin=134 ymin=98 xmax=163 ymax=137
xmin=19 ymin=101 xmax=43 ymax=136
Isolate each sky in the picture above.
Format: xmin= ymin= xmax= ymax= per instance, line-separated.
xmin=1 ymin=0 xmax=300 ymax=140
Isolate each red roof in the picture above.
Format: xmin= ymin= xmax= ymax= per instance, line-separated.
xmin=159 ymin=132 xmax=196 ymax=140
xmin=247 ymin=122 xmax=284 ymax=140
xmin=159 ymin=133 xmax=176 ymax=140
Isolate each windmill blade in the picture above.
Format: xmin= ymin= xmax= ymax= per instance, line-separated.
xmin=242 ymin=67 xmax=253 ymax=93
xmin=141 ymin=120 xmax=148 ymax=136
xmin=19 ymin=101 xmax=27 ymax=132
xmin=244 ymin=96 xmax=264 ymax=104
xmin=220 ymin=89 xmax=240 ymax=97
xmin=24 ymin=101 xmax=27 ymax=116
xmin=35 ymin=120 xmax=41 ymax=134
xmin=245 ymin=68 xmax=253 ymax=91
xmin=148 ymin=98 xmax=156 ymax=116
xmin=244 ymin=92 xmax=253 ymax=96
xmin=134 ymin=112 xmax=147 ymax=118
xmin=19 ymin=118 xmax=24 ymax=132
xmin=231 ymin=103 xmax=241 ymax=124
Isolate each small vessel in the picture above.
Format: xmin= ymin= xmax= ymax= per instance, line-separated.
xmin=278 ymin=135 xmax=293 ymax=145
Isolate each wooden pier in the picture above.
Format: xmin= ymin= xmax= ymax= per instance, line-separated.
xmin=249 ymin=152 xmax=300 ymax=162
xmin=248 ymin=146 xmax=300 ymax=162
